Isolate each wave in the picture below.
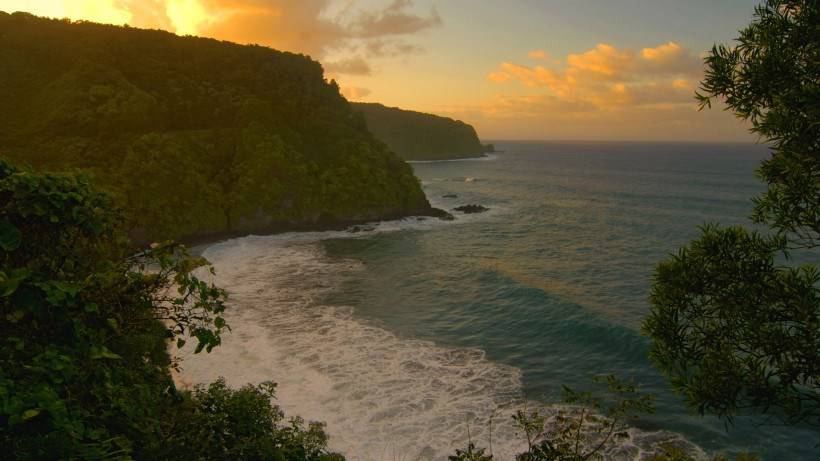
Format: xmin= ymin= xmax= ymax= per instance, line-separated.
xmin=408 ymin=153 xmax=499 ymax=164
xmin=176 ymin=219 xmax=703 ymax=460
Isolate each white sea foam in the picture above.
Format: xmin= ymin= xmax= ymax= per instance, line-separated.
xmin=176 ymin=218 xmax=704 ymax=461
xmin=408 ymin=153 xmax=499 ymax=164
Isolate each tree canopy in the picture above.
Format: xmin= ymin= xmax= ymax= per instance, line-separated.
xmin=644 ymin=0 xmax=819 ymax=428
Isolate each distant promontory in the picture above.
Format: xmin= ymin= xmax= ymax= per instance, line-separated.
xmin=352 ymin=102 xmax=492 ymax=161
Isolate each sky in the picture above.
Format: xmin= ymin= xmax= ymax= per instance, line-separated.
xmin=1 ymin=1 xmax=764 ymax=141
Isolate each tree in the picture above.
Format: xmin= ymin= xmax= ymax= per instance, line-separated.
xmin=0 ymin=158 xmax=227 ymax=458
xmin=513 ymin=376 xmax=654 ymax=461
xmin=449 ymin=376 xmax=758 ymax=460
xmin=449 ymin=376 xmax=655 ymax=461
xmin=0 ymin=158 xmax=344 ymax=460
xmin=644 ymin=0 xmax=819 ymax=427
xmin=154 ymin=379 xmax=345 ymax=461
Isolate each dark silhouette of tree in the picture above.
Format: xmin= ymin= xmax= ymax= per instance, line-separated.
xmin=644 ymin=0 xmax=819 ymax=427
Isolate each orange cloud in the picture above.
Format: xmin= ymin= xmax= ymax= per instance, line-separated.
xmin=11 ymin=1 xmax=440 ymax=65
xmin=486 ymin=41 xmax=701 ymax=116
xmin=528 ymin=49 xmax=547 ymax=59
xmin=324 ymin=56 xmax=372 ymax=75
xmin=566 ymin=44 xmax=631 ymax=76
xmin=641 ymin=41 xmax=682 ymax=60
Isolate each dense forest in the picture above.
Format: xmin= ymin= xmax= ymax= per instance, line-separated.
xmin=0 ymin=12 xmax=432 ymax=244
xmin=352 ymin=102 xmax=491 ymax=161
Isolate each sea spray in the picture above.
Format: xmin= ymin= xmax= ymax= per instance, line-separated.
xmin=176 ymin=227 xmax=701 ymax=460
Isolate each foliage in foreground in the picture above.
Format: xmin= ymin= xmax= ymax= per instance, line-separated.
xmin=158 ymin=379 xmax=344 ymax=461
xmin=0 ymin=159 xmax=342 ymax=459
xmin=448 ymin=376 xmax=757 ymax=461
xmin=644 ymin=0 xmax=819 ymax=428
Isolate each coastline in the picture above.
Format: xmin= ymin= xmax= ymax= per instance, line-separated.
xmin=169 ymin=210 xmax=706 ymax=460
xmin=406 ymin=152 xmax=494 ymax=164
xmin=133 ymin=206 xmax=453 ymax=250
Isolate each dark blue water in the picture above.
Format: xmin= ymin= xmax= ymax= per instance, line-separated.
xmin=319 ymin=141 xmax=817 ymax=459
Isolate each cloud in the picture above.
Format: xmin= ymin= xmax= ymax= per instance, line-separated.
xmin=481 ymin=93 xmax=597 ymax=119
xmin=324 ymin=56 xmax=372 ymax=75
xmin=121 ymin=0 xmax=174 ymax=30
xmin=346 ymin=0 xmax=441 ymax=38
xmin=22 ymin=1 xmax=441 ymax=63
xmin=528 ymin=50 xmax=547 ymax=59
xmin=193 ymin=1 xmax=347 ymax=56
xmin=486 ymin=41 xmax=703 ymax=116
xmin=183 ymin=0 xmax=441 ymax=58
xmin=364 ymin=39 xmax=424 ymax=58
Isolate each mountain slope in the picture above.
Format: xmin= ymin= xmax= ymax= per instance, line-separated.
xmin=352 ymin=102 xmax=489 ymax=161
xmin=0 ymin=12 xmax=432 ymax=243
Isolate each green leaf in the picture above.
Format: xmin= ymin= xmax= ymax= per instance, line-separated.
xmin=0 ymin=269 xmax=29 ymax=297
xmin=6 ymin=309 xmax=25 ymax=323
xmin=214 ymin=316 xmax=225 ymax=329
xmin=21 ymin=409 xmax=40 ymax=421
xmin=0 ymin=219 xmax=22 ymax=251
xmin=89 ymin=346 xmax=122 ymax=360
xmin=176 ymin=338 xmax=186 ymax=348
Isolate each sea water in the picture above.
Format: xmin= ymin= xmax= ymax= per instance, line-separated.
xmin=177 ymin=141 xmax=818 ymax=460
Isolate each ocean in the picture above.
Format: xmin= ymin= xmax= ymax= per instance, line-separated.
xmin=178 ymin=141 xmax=817 ymax=460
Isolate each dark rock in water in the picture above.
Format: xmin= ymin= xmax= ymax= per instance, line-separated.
xmin=442 ymin=194 xmax=459 ymax=198
xmin=426 ymin=207 xmax=456 ymax=221
xmin=348 ymin=224 xmax=376 ymax=233
xmin=454 ymin=204 xmax=489 ymax=214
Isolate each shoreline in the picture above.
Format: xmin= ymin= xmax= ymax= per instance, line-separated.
xmin=169 ymin=218 xmax=707 ymax=461
xmin=133 ymin=206 xmax=453 ymax=251
xmin=406 ymin=152 xmax=494 ymax=164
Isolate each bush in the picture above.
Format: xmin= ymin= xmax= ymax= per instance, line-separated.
xmin=0 ymin=158 xmax=342 ymax=460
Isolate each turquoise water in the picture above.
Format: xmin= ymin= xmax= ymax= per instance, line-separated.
xmin=324 ymin=142 xmax=816 ymax=459
xmin=181 ymin=141 xmax=817 ymax=460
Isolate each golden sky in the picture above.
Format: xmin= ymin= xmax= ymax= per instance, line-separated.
xmin=1 ymin=0 xmax=759 ymax=141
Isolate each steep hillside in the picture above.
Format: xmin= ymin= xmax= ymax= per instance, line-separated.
xmin=0 ymin=12 xmax=432 ymax=243
xmin=352 ymin=102 xmax=490 ymax=161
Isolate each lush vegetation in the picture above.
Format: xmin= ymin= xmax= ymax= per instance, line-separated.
xmin=644 ymin=0 xmax=819 ymax=428
xmin=448 ymin=376 xmax=756 ymax=461
xmin=352 ymin=102 xmax=489 ymax=161
xmin=0 ymin=159 xmax=343 ymax=460
xmin=0 ymin=12 xmax=431 ymax=244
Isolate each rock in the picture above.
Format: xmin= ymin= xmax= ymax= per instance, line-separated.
xmin=453 ymin=204 xmax=489 ymax=214
xmin=348 ymin=225 xmax=376 ymax=233
xmin=426 ymin=207 xmax=456 ymax=221
xmin=442 ymin=194 xmax=459 ymax=198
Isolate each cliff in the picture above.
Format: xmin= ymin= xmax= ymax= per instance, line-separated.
xmin=352 ymin=102 xmax=488 ymax=161
xmin=0 ymin=12 xmax=432 ymax=244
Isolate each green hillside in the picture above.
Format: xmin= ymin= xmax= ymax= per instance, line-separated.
xmin=352 ymin=102 xmax=490 ymax=161
xmin=0 ymin=12 xmax=432 ymax=244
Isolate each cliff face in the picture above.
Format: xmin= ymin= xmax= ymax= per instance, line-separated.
xmin=352 ymin=102 xmax=487 ymax=161
xmin=0 ymin=12 xmax=431 ymax=243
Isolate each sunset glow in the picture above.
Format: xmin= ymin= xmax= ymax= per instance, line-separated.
xmin=0 ymin=0 xmax=761 ymax=141
xmin=166 ymin=0 xmax=208 ymax=35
